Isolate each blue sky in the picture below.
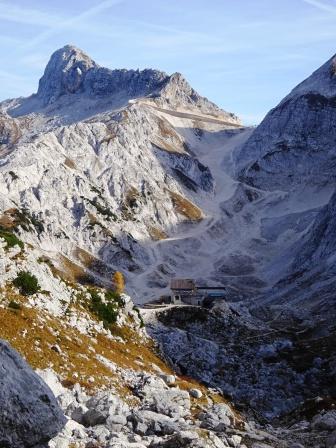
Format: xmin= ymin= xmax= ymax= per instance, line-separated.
xmin=0 ymin=0 xmax=335 ymax=124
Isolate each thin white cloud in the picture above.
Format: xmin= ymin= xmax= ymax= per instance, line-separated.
xmin=0 ymin=68 xmax=25 ymax=81
xmin=302 ymin=0 xmax=336 ymax=13
xmin=21 ymin=0 xmax=125 ymax=49
xmin=0 ymin=34 xmax=24 ymax=45
xmin=0 ymin=69 xmax=35 ymax=97
xmin=0 ymin=1 xmax=63 ymax=27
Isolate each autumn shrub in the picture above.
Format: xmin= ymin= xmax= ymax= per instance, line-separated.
xmin=112 ymin=271 xmax=125 ymax=294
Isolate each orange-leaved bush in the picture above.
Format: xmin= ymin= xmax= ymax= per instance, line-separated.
xmin=112 ymin=271 xmax=125 ymax=294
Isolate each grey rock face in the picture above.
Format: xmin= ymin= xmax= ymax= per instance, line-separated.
xmin=292 ymin=190 xmax=336 ymax=269
xmin=37 ymin=45 xmax=97 ymax=105
xmin=0 ymin=339 xmax=66 ymax=448
xmin=0 ymin=113 xmax=21 ymax=147
xmin=34 ymin=45 xmax=239 ymax=124
xmin=135 ymin=375 xmax=190 ymax=418
xmin=36 ymin=45 xmax=168 ymax=107
xmin=253 ymin=189 xmax=336 ymax=321
xmin=312 ymin=410 xmax=336 ymax=431
xmin=236 ymin=54 xmax=336 ymax=190
xmin=84 ymin=66 xmax=167 ymax=99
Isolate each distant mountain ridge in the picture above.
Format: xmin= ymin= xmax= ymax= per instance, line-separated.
xmin=235 ymin=53 xmax=336 ymax=325
xmin=0 ymin=45 xmax=242 ymax=302
xmin=235 ymin=53 xmax=336 ymax=190
xmin=1 ymin=44 xmax=336 ymax=321
xmin=6 ymin=45 xmax=239 ymax=126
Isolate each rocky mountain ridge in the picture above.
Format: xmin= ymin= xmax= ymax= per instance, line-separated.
xmin=0 ymin=45 xmax=255 ymax=305
xmin=1 ymin=45 xmax=336 ymax=448
xmin=235 ymin=54 xmax=336 ymax=191
xmin=1 ymin=45 xmax=336 ymax=308
xmin=233 ymin=53 xmax=336 ymax=327
xmin=6 ymin=45 xmax=239 ymax=125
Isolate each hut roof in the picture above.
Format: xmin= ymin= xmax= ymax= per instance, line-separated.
xmin=170 ymin=279 xmax=195 ymax=290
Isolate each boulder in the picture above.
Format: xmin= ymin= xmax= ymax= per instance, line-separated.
xmin=130 ymin=409 xmax=188 ymax=436
xmin=83 ymin=409 xmax=107 ymax=427
xmin=136 ymin=375 xmax=190 ymax=417
xmin=312 ymin=410 xmax=336 ymax=431
xmin=189 ymin=389 xmax=203 ymax=399
xmin=198 ymin=403 xmax=234 ymax=431
xmin=149 ymin=429 xmax=227 ymax=447
xmin=0 ymin=339 xmax=66 ymax=448
xmin=83 ymin=390 xmax=130 ymax=427
xmin=91 ymin=424 xmax=111 ymax=444
xmin=48 ymin=436 xmax=70 ymax=448
xmin=160 ymin=374 xmax=176 ymax=385
xmin=228 ymin=434 xmax=242 ymax=447
xmin=71 ymin=404 xmax=89 ymax=424
xmin=326 ymin=429 xmax=336 ymax=448
xmin=86 ymin=390 xmax=129 ymax=415
xmin=107 ymin=414 xmax=128 ymax=432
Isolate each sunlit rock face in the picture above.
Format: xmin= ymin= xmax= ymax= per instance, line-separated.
xmin=236 ymin=54 xmax=336 ymax=191
xmin=0 ymin=45 xmax=242 ymax=301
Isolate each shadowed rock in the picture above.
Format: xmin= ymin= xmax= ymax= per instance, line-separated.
xmin=0 ymin=339 xmax=66 ymax=448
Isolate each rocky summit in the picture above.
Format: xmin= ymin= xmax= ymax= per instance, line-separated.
xmin=0 ymin=45 xmax=335 ymax=448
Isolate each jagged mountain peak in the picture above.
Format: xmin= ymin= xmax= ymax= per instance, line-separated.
xmin=2 ymin=45 xmax=240 ymax=126
xmin=163 ymin=71 xmax=193 ymax=94
xmin=35 ymin=44 xmax=169 ymax=107
xmin=283 ymin=53 xmax=336 ymax=100
xmin=48 ymin=44 xmax=95 ymax=66
xmin=34 ymin=44 xmax=184 ymax=109
xmin=235 ymin=52 xmax=336 ymax=190
xmin=37 ymin=45 xmax=97 ymax=105
xmin=167 ymin=71 xmax=186 ymax=83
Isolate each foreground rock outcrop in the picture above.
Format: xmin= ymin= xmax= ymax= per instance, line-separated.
xmin=144 ymin=304 xmax=336 ymax=448
xmin=0 ymin=339 xmax=66 ymax=448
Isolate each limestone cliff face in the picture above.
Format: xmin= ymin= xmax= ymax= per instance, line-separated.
xmin=254 ymin=189 xmax=336 ymax=322
xmin=236 ymin=54 xmax=336 ymax=190
xmin=0 ymin=45 xmax=240 ymax=300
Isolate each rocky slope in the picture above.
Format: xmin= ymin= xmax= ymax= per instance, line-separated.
xmin=231 ymin=53 xmax=336 ymax=322
xmin=0 ymin=44 xmax=245 ymax=302
xmin=1 ymin=45 xmax=336 ymax=448
xmin=0 ymin=235 xmax=267 ymax=448
xmin=2 ymin=45 xmax=335 ymax=307
xmin=235 ymin=54 xmax=336 ymax=191
xmin=145 ymin=304 xmax=336 ymax=446
xmin=1 ymin=230 xmax=334 ymax=447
